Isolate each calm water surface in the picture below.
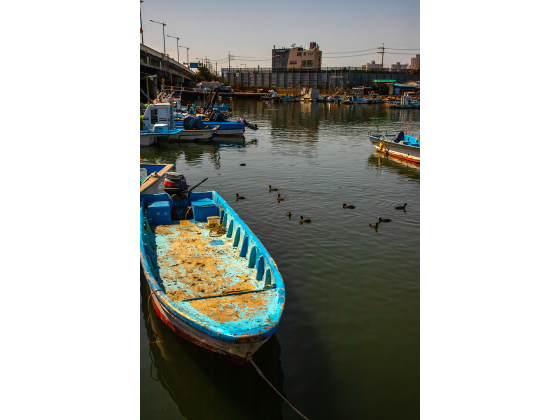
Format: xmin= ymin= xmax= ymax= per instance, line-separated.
xmin=140 ymin=99 xmax=420 ymax=420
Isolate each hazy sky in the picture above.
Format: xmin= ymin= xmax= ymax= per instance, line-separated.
xmin=140 ymin=0 xmax=419 ymax=69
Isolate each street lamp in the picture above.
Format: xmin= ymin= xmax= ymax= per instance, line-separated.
xmin=149 ymin=20 xmax=166 ymax=55
xmin=140 ymin=1 xmax=144 ymax=45
xmin=179 ymin=45 xmax=189 ymax=67
xmin=167 ymin=34 xmax=179 ymax=62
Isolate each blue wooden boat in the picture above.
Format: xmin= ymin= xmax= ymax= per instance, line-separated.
xmin=140 ymin=189 xmax=285 ymax=363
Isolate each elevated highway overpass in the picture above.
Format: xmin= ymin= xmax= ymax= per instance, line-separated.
xmin=140 ymin=44 xmax=197 ymax=101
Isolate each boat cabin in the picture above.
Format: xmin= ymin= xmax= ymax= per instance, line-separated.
xmin=400 ymin=93 xmax=413 ymax=106
xmin=142 ymin=103 xmax=177 ymax=130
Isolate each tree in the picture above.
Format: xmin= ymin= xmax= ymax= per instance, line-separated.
xmin=196 ymin=66 xmax=217 ymax=82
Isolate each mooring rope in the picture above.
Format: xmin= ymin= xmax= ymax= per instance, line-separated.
xmin=248 ymin=357 xmax=310 ymax=420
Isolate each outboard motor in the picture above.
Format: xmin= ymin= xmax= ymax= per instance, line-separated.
xmin=163 ymin=172 xmax=188 ymax=195
xmin=392 ymin=131 xmax=405 ymax=143
xmin=237 ymin=117 xmax=259 ymax=130
xmin=210 ymin=111 xmax=227 ymax=122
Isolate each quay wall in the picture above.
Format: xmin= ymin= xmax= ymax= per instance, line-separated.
xmin=223 ymin=68 xmax=419 ymax=89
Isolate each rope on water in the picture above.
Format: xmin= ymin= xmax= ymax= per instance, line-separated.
xmin=248 ymin=357 xmax=310 ymax=420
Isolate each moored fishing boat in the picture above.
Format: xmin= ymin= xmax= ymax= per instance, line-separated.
xmin=368 ymin=131 xmax=420 ymax=163
xmin=140 ymin=163 xmax=174 ymax=195
xmin=140 ymin=183 xmax=285 ymax=363
xmin=388 ymin=93 xmax=420 ymax=109
xmin=142 ymin=102 xmax=217 ymax=144
xmin=279 ymin=95 xmax=302 ymax=102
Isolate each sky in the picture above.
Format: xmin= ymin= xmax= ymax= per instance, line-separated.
xmin=140 ymin=0 xmax=419 ymax=69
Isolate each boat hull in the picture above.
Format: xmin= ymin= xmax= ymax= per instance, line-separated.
xmin=166 ymin=128 xmax=216 ymax=142
xmin=142 ymin=268 xmax=269 ymax=364
xmin=202 ymin=122 xmax=245 ymax=137
xmin=140 ymin=133 xmax=160 ymax=146
xmin=369 ymin=134 xmax=420 ymax=163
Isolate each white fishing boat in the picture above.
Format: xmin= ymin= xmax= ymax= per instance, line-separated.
xmin=388 ymin=93 xmax=420 ymax=109
xmin=141 ymin=100 xmax=217 ymax=145
xmin=368 ymin=131 xmax=420 ymax=163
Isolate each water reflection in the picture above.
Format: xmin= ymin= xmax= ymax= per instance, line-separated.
xmin=367 ymin=152 xmax=420 ymax=182
xmin=140 ymin=138 xmax=259 ymax=171
xmin=141 ymin=273 xmax=285 ymax=420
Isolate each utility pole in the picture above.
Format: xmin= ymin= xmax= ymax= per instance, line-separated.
xmin=378 ymin=43 xmax=385 ymax=69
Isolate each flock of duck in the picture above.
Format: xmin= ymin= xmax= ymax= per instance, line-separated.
xmin=236 ymin=185 xmax=408 ymax=228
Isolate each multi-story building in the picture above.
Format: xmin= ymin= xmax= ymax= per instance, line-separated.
xmin=409 ymin=54 xmax=420 ymax=70
xmin=272 ymin=46 xmax=290 ymax=68
xmin=391 ymin=62 xmax=409 ymax=71
xmin=272 ymin=42 xmax=322 ymax=69
xmin=361 ymin=60 xmax=383 ymax=70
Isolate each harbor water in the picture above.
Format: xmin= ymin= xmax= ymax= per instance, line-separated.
xmin=141 ymin=99 xmax=420 ymax=419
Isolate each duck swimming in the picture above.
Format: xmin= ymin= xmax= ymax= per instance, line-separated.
xmin=236 ymin=193 xmax=245 ymax=200
xmin=378 ymin=217 xmax=392 ymax=223
xmin=277 ymin=194 xmax=285 ymax=201
xmin=286 ymin=212 xmax=292 ymax=217
xmin=269 ymin=185 xmax=278 ymax=192
xmin=369 ymin=222 xmax=379 ymax=229
xmin=343 ymin=203 xmax=355 ymax=209
xmin=240 ymin=163 xmax=246 ymax=166
xmin=300 ymin=215 xmax=311 ymax=223
xmin=395 ymin=203 xmax=407 ymax=210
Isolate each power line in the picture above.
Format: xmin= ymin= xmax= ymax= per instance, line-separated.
xmin=323 ymin=47 xmax=379 ymax=55
xmin=324 ymin=46 xmax=419 ymax=55
xmin=322 ymin=52 xmax=381 ymax=58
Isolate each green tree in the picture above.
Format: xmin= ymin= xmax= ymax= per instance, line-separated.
xmin=196 ymin=66 xmax=217 ymax=82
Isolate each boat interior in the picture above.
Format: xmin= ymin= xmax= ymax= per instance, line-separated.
xmin=141 ymin=191 xmax=283 ymax=332
xmin=371 ymin=133 xmax=420 ymax=147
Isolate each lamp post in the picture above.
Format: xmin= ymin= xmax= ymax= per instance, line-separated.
xmin=149 ymin=20 xmax=166 ymax=55
xmin=140 ymin=1 xmax=144 ymax=45
xmin=167 ymin=34 xmax=179 ymax=62
xmin=179 ymin=45 xmax=189 ymax=67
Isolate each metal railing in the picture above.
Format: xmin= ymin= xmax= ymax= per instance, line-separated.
xmin=221 ymin=67 xmax=419 ymax=74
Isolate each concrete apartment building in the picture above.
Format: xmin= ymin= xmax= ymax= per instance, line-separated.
xmin=410 ymin=54 xmax=420 ymax=70
xmin=272 ymin=42 xmax=322 ymax=69
xmin=361 ymin=60 xmax=383 ymax=70
xmin=391 ymin=62 xmax=409 ymax=70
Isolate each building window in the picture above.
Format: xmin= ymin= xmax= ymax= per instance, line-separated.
xmin=297 ymin=52 xmax=301 ymax=56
